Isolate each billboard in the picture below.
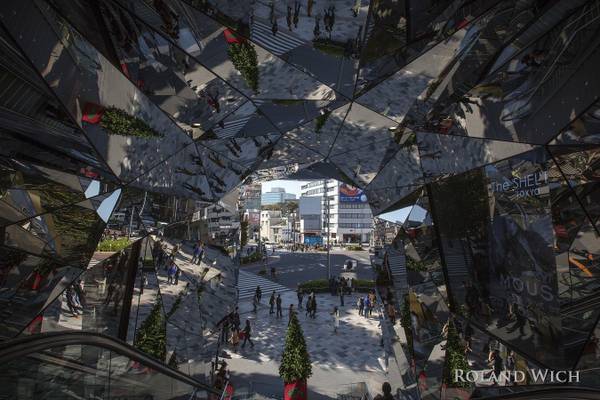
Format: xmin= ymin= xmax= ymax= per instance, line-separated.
xmin=339 ymin=183 xmax=368 ymax=203
xmin=304 ymin=236 xmax=323 ymax=246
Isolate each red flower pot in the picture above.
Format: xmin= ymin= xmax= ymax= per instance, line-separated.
xmin=284 ymin=380 xmax=307 ymax=400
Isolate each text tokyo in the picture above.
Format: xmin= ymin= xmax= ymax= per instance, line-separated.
xmin=492 ymin=171 xmax=548 ymax=198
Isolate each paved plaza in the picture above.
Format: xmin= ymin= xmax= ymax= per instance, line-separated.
xmin=223 ymin=283 xmax=401 ymax=399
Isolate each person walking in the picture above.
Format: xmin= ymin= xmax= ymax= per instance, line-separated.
xmin=253 ymin=293 xmax=259 ymax=312
xmin=271 ymin=20 xmax=278 ymax=36
xmin=358 ymin=296 xmax=365 ymax=316
xmin=351 ymin=0 xmax=361 ymax=17
xmin=297 ymin=287 xmax=304 ymax=309
xmin=195 ymin=243 xmax=204 ymax=265
xmin=174 ymin=265 xmax=181 ymax=285
xmin=242 ymin=319 xmax=254 ymax=348
xmin=255 ymin=286 xmax=262 ymax=303
xmin=233 ymin=307 xmax=241 ymax=333
xmin=388 ymin=302 xmax=396 ymax=324
xmin=364 ymin=295 xmax=371 ymax=319
xmin=286 ymin=6 xmax=293 ymax=30
xmin=339 ymin=285 xmax=345 ymax=307
xmin=269 ymin=291 xmax=276 ymax=314
xmin=288 ymin=303 xmax=295 ymax=324
xmin=276 ymin=294 xmax=283 ymax=318
xmin=332 ymin=306 xmax=340 ymax=334
xmin=167 ymin=262 xmax=176 ymax=284
xmin=293 ymin=1 xmax=301 ymax=28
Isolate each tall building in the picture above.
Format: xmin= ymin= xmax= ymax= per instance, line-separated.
xmin=239 ymin=183 xmax=261 ymax=211
xmin=300 ymin=180 xmax=373 ymax=244
xmin=261 ymin=187 xmax=297 ymax=205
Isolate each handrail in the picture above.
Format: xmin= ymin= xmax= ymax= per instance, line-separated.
xmin=0 ymin=331 xmax=222 ymax=396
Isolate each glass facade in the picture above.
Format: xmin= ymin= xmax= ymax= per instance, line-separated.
xmin=0 ymin=0 xmax=599 ymax=399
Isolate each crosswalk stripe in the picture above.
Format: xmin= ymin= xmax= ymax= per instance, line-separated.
xmin=238 ymin=270 xmax=290 ymax=300
xmin=251 ymin=20 xmax=305 ymax=56
xmin=213 ymin=116 xmax=252 ymax=138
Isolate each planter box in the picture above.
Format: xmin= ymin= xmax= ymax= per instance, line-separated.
xmin=284 ymin=380 xmax=307 ymax=400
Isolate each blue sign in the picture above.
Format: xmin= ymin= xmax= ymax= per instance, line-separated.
xmin=339 ymin=183 xmax=368 ymax=203
xmin=304 ymin=236 xmax=323 ymax=246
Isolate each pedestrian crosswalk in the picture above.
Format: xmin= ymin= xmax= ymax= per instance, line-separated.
xmin=213 ymin=115 xmax=252 ymax=138
xmin=251 ymin=20 xmax=306 ymax=56
xmin=238 ymin=269 xmax=291 ymax=300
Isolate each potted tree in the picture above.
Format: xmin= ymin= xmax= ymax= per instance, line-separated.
xmin=279 ymin=313 xmax=312 ymax=400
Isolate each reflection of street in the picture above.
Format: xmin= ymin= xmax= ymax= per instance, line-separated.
xmin=242 ymin=248 xmax=373 ymax=288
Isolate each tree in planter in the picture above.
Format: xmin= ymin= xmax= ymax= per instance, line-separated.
xmin=227 ymin=41 xmax=259 ymax=92
xmin=279 ymin=312 xmax=312 ymax=400
xmin=134 ymin=296 xmax=167 ymax=361
xmin=100 ymin=107 xmax=164 ymax=138
xmin=443 ymin=320 xmax=471 ymax=388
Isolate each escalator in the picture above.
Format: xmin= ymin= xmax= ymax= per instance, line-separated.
xmin=0 ymin=331 xmax=224 ymax=400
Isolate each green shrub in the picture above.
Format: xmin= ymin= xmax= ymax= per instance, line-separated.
xmin=443 ymin=321 xmax=471 ymax=388
xmin=354 ymin=279 xmax=375 ymax=288
xmin=134 ymin=296 xmax=167 ymax=361
xmin=101 ymin=107 xmax=163 ymax=138
xmin=241 ymin=251 xmax=262 ymax=264
xmin=97 ymin=237 xmax=131 ymax=252
xmin=313 ymin=39 xmax=345 ymax=58
xmin=346 ymin=245 xmax=364 ymax=251
xmin=406 ymin=256 xmax=427 ymax=271
xmin=228 ymin=41 xmax=259 ymax=92
xmin=298 ymin=279 xmax=328 ymax=292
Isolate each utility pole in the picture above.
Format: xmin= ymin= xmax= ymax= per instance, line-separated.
xmin=324 ymin=179 xmax=331 ymax=280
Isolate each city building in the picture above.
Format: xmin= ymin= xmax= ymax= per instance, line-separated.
xmin=300 ymin=180 xmax=373 ymax=244
xmin=239 ymin=183 xmax=261 ymax=211
xmin=260 ymin=187 xmax=297 ymax=205
xmin=298 ymin=196 xmax=322 ymax=245
xmin=260 ymin=210 xmax=286 ymax=243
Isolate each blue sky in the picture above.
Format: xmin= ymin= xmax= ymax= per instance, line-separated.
xmin=261 ymin=180 xmax=310 ymax=196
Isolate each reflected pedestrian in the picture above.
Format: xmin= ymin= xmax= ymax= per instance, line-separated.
xmin=307 ymin=0 xmax=314 ymax=16
xmin=242 ymin=319 xmax=254 ymax=348
xmin=358 ymin=296 xmax=364 ymax=316
xmin=297 ymin=287 xmax=304 ymax=309
xmin=269 ymin=291 xmax=276 ymax=314
xmin=286 ymin=6 xmax=293 ymax=30
xmin=276 ymin=294 xmax=283 ymax=318
xmin=255 ymin=285 xmax=262 ymax=303
xmin=272 ymin=20 xmax=278 ymax=36
xmin=332 ymin=306 xmax=340 ymax=334
xmin=351 ymin=0 xmax=361 ymax=17
xmin=293 ymin=1 xmax=301 ymax=28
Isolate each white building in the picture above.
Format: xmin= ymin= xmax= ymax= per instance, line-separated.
xmin=260 ymin=210 xmax=287 ymax=243
xmin=300 ymin=180 xmax=373 ymax=245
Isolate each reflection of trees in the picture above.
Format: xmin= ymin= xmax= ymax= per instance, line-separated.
xmin=430 ymin=169 xmax=489 ymax=240
xmin=227 ymin=42 xmax=259 ymax=92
